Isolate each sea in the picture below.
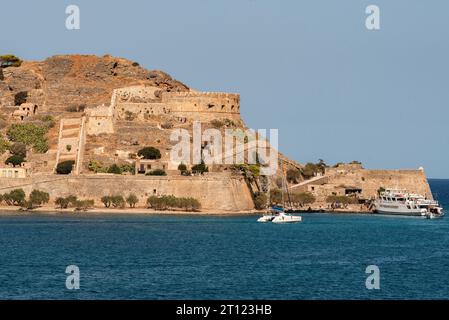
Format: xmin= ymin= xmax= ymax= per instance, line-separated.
xmin=0 ymin=179 xmax=448 ymax=300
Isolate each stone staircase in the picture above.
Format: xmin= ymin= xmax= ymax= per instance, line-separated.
xmin=54 ymin=117 xmax=86 ymax=175
xmin=289 ymin=175 xmax=329 ymax=190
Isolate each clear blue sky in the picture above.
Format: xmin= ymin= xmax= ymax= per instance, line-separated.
xmin=1 ymin=0 xmax=448 ymax=178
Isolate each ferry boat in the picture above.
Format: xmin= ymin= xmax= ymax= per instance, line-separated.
xmin=373 ymin=189 xmax=444 ymax=218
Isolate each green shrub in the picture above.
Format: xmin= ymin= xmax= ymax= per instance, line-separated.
xmin=137 ymin=147 xmax=161 ymax=160
xmin=210 ymin=118 xmax=236 ymax=129
xmin=146 ymin=195 xmax=201 ymax=211
xmin=88 ymin=160 xmax=108 ymax=173
xmin=55 ymin=195 xmax=78 ymax=209
xmin=0 ymin=136 xmax=10 ymax=155
xmin=55 ymin=197 xmax=70 ymax=209
xmin=270 ymin=188 xmax=283 ymax=204
xmin=126 ymin=194 xmax=138 ymax=208
xmin=33 ymin=139 xmax=49 ymax=153
xmin=101 ymin=196 xmax=112 ymax=208
xmin=248 ymin=164 xmax=260 ymax=177
xmin=74 ymin=199 xmax=94 ymax=211
xmin=191 ymin=161 xmax=208 ymax=174
xmin=5 ymin=155 xmax=25 ymax=167
xmin=177 ymin=163 xmax=187 ymax=171
xmin=301 ymin=163 xmax=319 ymax=179
xmin=120 ymin=163 xmax=135 ymax=174
xmin=7 ymin=123 xmax=48 ymax=153
xmin=326 ymin=195 xmax=358 ymax=205
xmin=9 ymin=142 xmax=27 ymax=157
xmin=286 ymin=169 xmax=301 ymax=183
xmin=0 ymin=55 xmax=22 ymax=67
xmin=40 ymin=115 xmax=55 ymax=129
xmin=253 ymin=192 xmax=268 ymax=210
xmin=56 ymin=160 xmax=75 ymax=174
xmin=111 ymin=195 xmax=125 ymax=208
xmin=107 ymin=164 xmax=123 ymax=175
xmin=146 ymin=169 xmax=166 ymax=176
xmin=29 ymin=190 xmax=50 ymax=207
xmin=291 ymin=192 xmax=316 ymax=205
xmin=3 ymin=189 xmax=25 ymax=206
xmin=377 ymin=187 xmax=386 ymax=196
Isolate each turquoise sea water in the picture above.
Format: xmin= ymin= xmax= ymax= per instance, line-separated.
xmin=0 ymin=179 xmax=448 ymax=300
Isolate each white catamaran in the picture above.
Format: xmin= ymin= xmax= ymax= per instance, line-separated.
xmin=373 ymin=189 xmax=444 ymax=218
xmin=257 ymin=162 xmax=302 ymax=223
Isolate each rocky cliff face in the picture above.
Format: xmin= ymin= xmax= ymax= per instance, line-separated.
xmin=0 ymin=55 xmax=189 ymax=112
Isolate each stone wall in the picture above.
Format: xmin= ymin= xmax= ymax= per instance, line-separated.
xmin=0 ymin=173 xmax=255 ymax=212
xmin=111 ymin=87 xmax=241 ymax=123
xmin=162 ymin=91 xmax=241 ymax=121
xmin=325 ymin=168 xmax=433 ymax=199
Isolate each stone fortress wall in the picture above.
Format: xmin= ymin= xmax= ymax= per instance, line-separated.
xmin=0 ymin=173 xmax=255 ymax=212
xmin=297 ymin=163 xmax=434 ymax=201
xmin=85 ymin=85 xmax=241 ymax=135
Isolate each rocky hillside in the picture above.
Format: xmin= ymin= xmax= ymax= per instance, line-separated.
xmin=0 ymin=55 xmax=189 ymax=113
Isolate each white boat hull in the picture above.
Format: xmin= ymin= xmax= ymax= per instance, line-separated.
xmin=374 ymin=205 xmax=427 ymax=216
xmin=272 ymin=214 xmax=302 ymax=223
xmin=257 ymin=215 xmax=275 ymax=223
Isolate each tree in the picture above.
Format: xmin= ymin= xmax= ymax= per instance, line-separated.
xmin=137 ymin=147 xmax=161 ymax=160
xmin=0 ymin=136 xmax=10 ymax=155
xmin=270 ymin=188 xmax=283 ymax=204
xmin=9 ymin=142 xmax=27 ymax=157
xmin=7 ymin=189 xmax=26 ymax=206
xmin=146 ymin=195 xmax=201 ymax=211
xmin=74 ymin=200 xmax=94 ymax=211
xmin=286 ymin=169 xmax=301 ymax=184
xmin=291 ymin=192 xmax=316 ymax=206
xmin=0 ymin=55 xmax=22 ymax=68
xmin=301 ymin=163 xmax=319 ymax=180
xmin=253 ymin=192 xmax=268 ymax=210
xmin=66 ymin=195 xmax=78 ymax=207
xmin=317 ymin=159 xmax=327 ymax=173
xmin=5 ymin=155 xmax=25 ymax=167
xmin=177 ymin=163 xmax=187 ymax=171
xmin=126 ymin=194 xmax=138 ymax=208
xmin=111 ymin=195 xmax=125 ymax=208
xmin=191 ymin=161 xmax=208 ymax=174
xmin=29 ymin=190 xmax=50 ymax=207
xmin=101 ymin=196 xmax=111 ymax=208
xmin=147 ymin=169 xmax=166 ymax=176
xmin=55 ymin=197 xmax=70 ymax=209
xmin=377 ymin=187 xmax=386 ymax=196
xmin=7 ymin=123 xmax=48 ymax=153
xmin=107 ymin=164 xmax=122 ymax=174
xmin=56 ymin=160 xmax=75 ymax=174
xmin=326 ymin=195 xmax=358 ymax=205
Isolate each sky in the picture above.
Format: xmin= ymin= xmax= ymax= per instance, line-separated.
xmin=1 ymin=0 xmax=448 ymax=178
